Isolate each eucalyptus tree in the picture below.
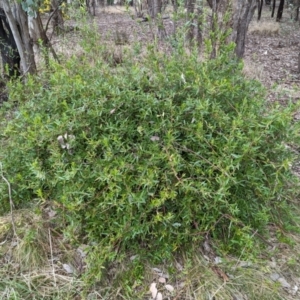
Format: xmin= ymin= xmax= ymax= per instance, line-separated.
xmin=0 ymin=8 xmax=20 ymax=77
xmin=206 ymin=0 xmax=257 ymax=59
xmin=0 ymin=0 xmax=36 ymax=76
xmin=0 ymin=0 xmax=60 ymax=78
xmin=231 ymin=0 xmax=258 ymax=58
xmin=290 ymin=0 xmax=300 ymax=21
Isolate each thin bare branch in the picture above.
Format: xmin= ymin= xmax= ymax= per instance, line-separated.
xmin=0 ymin=162 xmax=19 ymax=240
xmin=48 ymin=227 xmax=57 ymax=287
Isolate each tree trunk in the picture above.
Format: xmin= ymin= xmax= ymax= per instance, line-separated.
xmin=291 ymin=0 xmax=300 ymax=21
xmin=0 ymin=8 xmax=20 ymax=77
xmin=271 ymin=0 xmax=276 ymax=17
xmin=231 ymin=0 xmax=257 ymax=59
xmin=153 ymin=0 xmax=159 ymax=17
xmin=276 ymin=0 xmax=285 ymax=21
xmin=206 ymin=0 xmax=220 ymax=8
xmin=196 ymin=0 xmax=203 ymax=48
xmin=208 ymin=0 xmax=234 ymax=58
xmin=134 ymin=0 xmax=143 ymax=17
xmin=258 ymin=0 xmax=263 ymax=20
xmin=148 ymin=0 xmax=155 ymax=18
xmin=148 ymin=0 xmax=166 ymax=39
xmin=186 ymin=0 xmax=195 ymax=44
xmin=157 ymin=0 xmax=166 ymax=39
xmin=210 ymin=0 xmax=218 ymax=58
xmin=86 ymin=0 xmax=96 ymax=16
xmin=1 ymin=0 xmax=36 ymax=75
xmin=171 ymin=0 xmax=178 ymax=13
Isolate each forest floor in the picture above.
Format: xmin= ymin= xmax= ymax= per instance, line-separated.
xmin=51 ymin=4 xmax=300 ymax=103
xmin=245 ymin=8 xmax=300 ymax=104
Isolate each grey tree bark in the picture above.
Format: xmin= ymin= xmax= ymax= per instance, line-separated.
xmin=290 ymin=0 xmax=300 ymax=21
xmin=207 ymin=0 xmax=256 ymax=59
xmin=196 ymin=0 xmax=203 ymax=48
xmin=209 ymin=0 xmax=230 ymax=58
xmin=210 ymin=0 xmax=218 ymax=58
xmin=230 ymin=0 xmax=257 ymax=59
xmin=133 ymin=0 xmax=143 ymax=17
xmin=186 ymin=0 xmax=195 ymax=44
xmin=148 ymin=0 xmax=166 ymax=39
xmin=1 ymin=0 xmax=36 ymax=75
xmin=0 ymin=8 xmax=20 ymax=77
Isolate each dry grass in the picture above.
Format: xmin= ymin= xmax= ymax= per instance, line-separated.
xmin=273 ymin=84 xmax=300 ymax=99
xmin=243 ymin=57 xmax=266 ymax=82
xmin=0 ymin=209 xmax=82 ymax=299
xmin=79 ymin=236 xmax=300 ymax=300
xmin=249 ymin=21 xmax=280 ymax=36
xmin=99 ymin=5 xmax=135 ymax=15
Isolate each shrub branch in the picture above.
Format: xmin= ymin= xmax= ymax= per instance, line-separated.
xmin=0 ymin=162 xmax=18 ymax=240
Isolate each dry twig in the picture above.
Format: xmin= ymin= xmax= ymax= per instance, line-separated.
xmin=48 ymin=227 xmax=57 ymax=287
xmin=0 ymin=162 xmax=19 ymax=240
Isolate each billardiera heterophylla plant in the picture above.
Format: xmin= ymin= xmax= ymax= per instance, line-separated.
xmin=0 ymin=32 xmax=300 ymax=286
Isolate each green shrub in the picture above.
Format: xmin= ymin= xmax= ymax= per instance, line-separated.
xmin=0 ymin=42 xmax=299 ymax=281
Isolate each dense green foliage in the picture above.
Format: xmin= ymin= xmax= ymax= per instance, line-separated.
xmin=0 ymin=42 xmax=299 ymax=280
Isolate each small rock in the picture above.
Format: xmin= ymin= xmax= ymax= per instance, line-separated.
xmin=150 ymin=282 xmax=158 ymax=299
xmin=214 ymin=256 xmax=222 ymax=264
xmin=47 ymin=208 xmax=57 ymax=218
xmin=232 ymin=293 xmax=244 ymax=300
xmin=202 ymin=240 xmax=211 ymax=253
xmin=77 ymin=248 xmax=86 ymax=259
xmin=278 ymin=277 xmax=291 ymax=289
xmin=130 ymin=255 xmax=138 ymax=261
xmin=152 ymin=268 xmax=162 ymax=273
xmin=291 ymin=285 xmax=298 ymax=296
xmin=150 ymin=136 xmax=160 ymax=141
xmin=158 ymin=277 xmax=166 ymax=283
xmin=63 ymin=263 xmax=75 ymax=274
xmin=238 ymin=261 xmax=252 ymax=268
xmin=203 ymin=255 xmax=210 ymax=261
xmin=268 ymin=261 xmax=276 ymax=269
xmin=270 ymin=273 xmax=280 ymax=281
xmin=152 ymin=268 xmax=169 ymax=279
xmin=175 ymin=262 xmax=183 ymax=271
xmin=165 ymin=284 xmax=175 ymax=292
xmin=156 ymin=292 xmax=163 ymax=300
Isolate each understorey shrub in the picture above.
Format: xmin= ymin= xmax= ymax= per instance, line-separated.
xmin=0 ymin=41 xmax=300 ymax=281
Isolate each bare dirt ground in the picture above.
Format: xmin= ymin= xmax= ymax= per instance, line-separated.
xmin=245 ymin=6 xmax=300 ymax=106
xmin=246 ymin=14 xmax=300 ymax=85
xmin=58 ymin=4 xmax=300 ymax=99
